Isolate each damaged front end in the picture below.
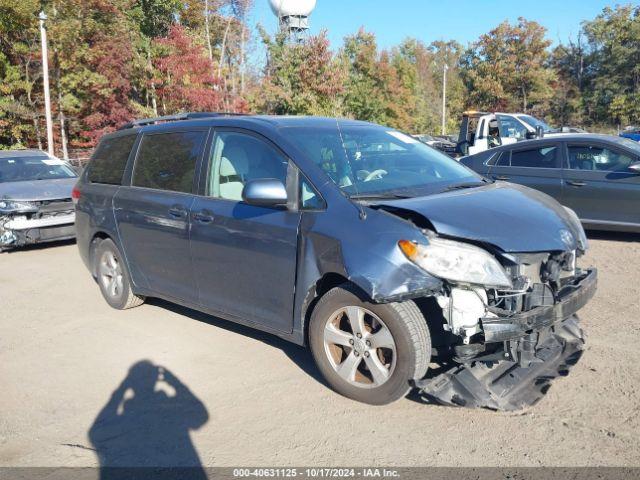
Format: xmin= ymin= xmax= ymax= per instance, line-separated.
xmin=400 ymin=234 xmax=597 ymax=410
xmin=0 ymin=198 xmax=75 ymax=251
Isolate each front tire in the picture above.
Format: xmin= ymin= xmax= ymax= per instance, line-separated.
xmin=309 ymin=284 xmax=430 ymax=405
xmin=94 ymin=238 xmax=144 ymax=310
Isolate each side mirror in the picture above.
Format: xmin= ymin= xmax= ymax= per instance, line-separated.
xmin=628 ymin=161 xmax=640 ymax=174
xmin=242 ymin=178 xmax=288 ymax=207
xmin=525 ymin=131 xmax=537 ymax=139
xmin=536 ymin=125 xmax=545 ymax=138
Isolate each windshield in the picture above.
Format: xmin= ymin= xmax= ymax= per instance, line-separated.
xmin=415 ymin=134 xmax=435 ymax=143
xmin=612 ymin=136 xmax=640 ymax=155
xmin=284 ymin=124 xmax=484 ymax=198
xmin=518 ymin=114 xmax=552 ymax=132
xmin=0 ymin=156 xmax=77 ymax=183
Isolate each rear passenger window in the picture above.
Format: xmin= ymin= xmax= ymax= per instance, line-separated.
xmin=133 ymin=131 xmax=206 ymax=193
xmin=508 ymin=146 xmax=558 ymax=168
xmin=88 ymin=134 xmax=137 ymax=185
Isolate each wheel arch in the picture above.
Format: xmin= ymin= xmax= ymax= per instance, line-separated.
xmin=300 ymin=272 xmax=372 ymax=346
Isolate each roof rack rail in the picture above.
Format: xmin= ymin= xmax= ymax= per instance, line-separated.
xmin=118 ymin=112 xmax=247 ymax=130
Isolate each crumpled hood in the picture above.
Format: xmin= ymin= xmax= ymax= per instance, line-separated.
xmin=0 ymin=178 xmax=77 ymax=201
xmin=375 ymin=182 xmax=582 ymax=253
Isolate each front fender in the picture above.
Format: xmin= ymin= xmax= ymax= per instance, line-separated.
xmin=292 ymin=205 xmax=441 ymax=345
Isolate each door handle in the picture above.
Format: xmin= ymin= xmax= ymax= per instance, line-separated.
xmin=494 ymin=175 xmax=510 ymax=180
xmin=193 ymin=209 xmax=214 ymax=223
xmin=168 ymin=205 xmax=187 ymax=217
xmin=566 ymin=180 xmax=586 ymax=187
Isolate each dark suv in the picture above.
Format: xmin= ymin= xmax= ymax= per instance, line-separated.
xmin=75 ymin=113 xmax=597 ymax=408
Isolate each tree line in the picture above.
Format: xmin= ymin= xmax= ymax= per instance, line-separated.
xmin=0 ymin=1 xmax=638 ymax=156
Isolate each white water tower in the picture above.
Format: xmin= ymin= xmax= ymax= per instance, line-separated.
xmin=268 ymin=0 xmax=317 ymax=41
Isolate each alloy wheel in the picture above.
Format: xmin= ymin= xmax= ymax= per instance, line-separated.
xmin=99 ymin=250 xmax=124 ymax=299
xmin=323 ymin=306 xmax=397 ymax=389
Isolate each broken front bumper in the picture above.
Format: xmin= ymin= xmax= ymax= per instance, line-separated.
xmin=0 ymin=212 xmax=75 ymax=249
xmin=482 ymin=268 xmax=597 ymax=343
xmin=417 ymin=268 xmax=597 ymax=410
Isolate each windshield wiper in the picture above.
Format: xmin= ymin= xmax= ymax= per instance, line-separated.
xmin=441 ymin=181 xmax=487 ymax=192
xmin=350 ymin=192 xmax=413 ymax=200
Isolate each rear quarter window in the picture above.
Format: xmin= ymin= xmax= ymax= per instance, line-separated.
xmin=88 ymin=134 xmax=137 ymax=185
xmin=484 ymin=151 xmax=504 ymax=166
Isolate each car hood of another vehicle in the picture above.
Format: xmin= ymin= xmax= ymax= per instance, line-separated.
xmin=0 ymin=177 xmax=77 ymax=202
xmin=374 ymin=182 xmax=582 ymax=253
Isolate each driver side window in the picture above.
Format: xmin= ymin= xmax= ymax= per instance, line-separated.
xmin=207 ymin=131 xmax=289 ymax=201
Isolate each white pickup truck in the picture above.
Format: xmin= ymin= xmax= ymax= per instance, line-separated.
xmin=456 ymin=111 xmax=581 ymax=156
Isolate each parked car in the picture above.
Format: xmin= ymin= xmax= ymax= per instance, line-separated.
xmin=75 ymin=113 xmax=596 ymax=408
xmin=412 ymin=134 xmax=457 ymax=157
xmin=620 ymin=126 xmax=640 ymax=142
xmin=0 ymin=149 xmax=77 ymax=251
xmin=460 ymin=134 xmax=640 ymax=233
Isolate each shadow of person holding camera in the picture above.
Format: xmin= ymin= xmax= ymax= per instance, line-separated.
xmin=89 ymin=360 xmax=209 ymax=479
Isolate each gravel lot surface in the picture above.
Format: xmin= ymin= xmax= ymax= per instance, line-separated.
xmin=1 ymin=233 xmax=639 ymax=467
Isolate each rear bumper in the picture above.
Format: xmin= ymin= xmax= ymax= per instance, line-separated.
xmin=481 ymin=268 xmax=597 ymax=343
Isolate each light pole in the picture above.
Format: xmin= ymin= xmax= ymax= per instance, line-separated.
xmin=39 ymin=11 xmax=54 ymax=156
xmin=441 ymin=64 xmax=448 ymax=136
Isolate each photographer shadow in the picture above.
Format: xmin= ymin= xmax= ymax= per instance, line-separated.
xmin=89 ymin=360 xmax=208 ymax=479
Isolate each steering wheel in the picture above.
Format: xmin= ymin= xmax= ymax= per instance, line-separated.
xmin=364 ymin=169 xmax=388 ymax=182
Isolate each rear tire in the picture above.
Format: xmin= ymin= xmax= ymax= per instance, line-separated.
xmin=309 ymin=284 xmax=430 ymax=405
xmin=94 ymin=238 xmax=144 ymax=310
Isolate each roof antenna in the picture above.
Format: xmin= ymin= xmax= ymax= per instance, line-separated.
xmin=334 ymin=117 xmax=366 ymax=220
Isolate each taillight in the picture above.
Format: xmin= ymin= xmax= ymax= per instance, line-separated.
xmin=71 ymin=186 xmax=81 ymax=204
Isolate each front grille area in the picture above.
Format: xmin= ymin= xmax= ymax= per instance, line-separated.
xmin=32 ymin=198 xmax=74 ymax=218
xmin=492 ymin=251 xmax=579 ymax=315
xmin=33 ymin=198 xmax=73 ymax=212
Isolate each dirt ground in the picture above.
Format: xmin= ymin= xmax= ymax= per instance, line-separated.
xmin=1 ymin=233 xmax=639 ymax=467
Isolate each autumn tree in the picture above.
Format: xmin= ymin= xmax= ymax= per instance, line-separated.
xmin=153 ymin=25 xmax=231 ymax=113
xmin=3 ymin=1 xmax=640 ymax=153
xmin=549 ymin=37 xmax=586 ymax=126
xmin=130 ymin=0 xmax=185 ymax=38
xmin=341 ymin=29 xmax=385 ymax=124
xmin=391 ymin=39 xmax=467 ymax=134
xmin=255 ymin=29 xmax=345 ymax=116
xmin=47 ymin=0 xmax=139 ymax=145
xmin=581 ymin=4 xmax=640 ymax=126
xmin=341 ymin=29 xmax=416 ymax=130
xmin=0 ymin=0 xmax=43 ymax=148
xmin=461 ymin=18 xmax=554 ymax=114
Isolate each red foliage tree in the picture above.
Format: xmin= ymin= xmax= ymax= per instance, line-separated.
xmin=153 ymin=25 xmax=229 ymax=113
xmin=80 ymin=33 xmax=137 ymax=144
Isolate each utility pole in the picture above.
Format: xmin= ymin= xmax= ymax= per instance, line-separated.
xmin=441 ymin=64 xmax=448 ymax=136
xmin=39 ymin=11 xmax=54 ymax=156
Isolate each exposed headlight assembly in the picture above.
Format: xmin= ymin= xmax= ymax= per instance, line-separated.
xmin=562 ymin=206 xmax=589 ymax=251
xmin=399 ymin=237 xmax=513 ymax=289
xmin=0 ymin=200 xmax=37 ymax=214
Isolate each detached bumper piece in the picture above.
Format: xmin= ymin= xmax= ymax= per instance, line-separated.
xmin=418 ymin=315 xmax=584 ymax=410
